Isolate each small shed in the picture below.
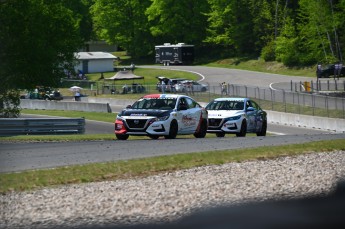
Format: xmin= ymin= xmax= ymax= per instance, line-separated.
xmin=74 ymin=52 xmax=117 ymax=74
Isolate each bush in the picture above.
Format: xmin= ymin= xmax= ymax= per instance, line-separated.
xmin=260 ymin=41 xmax=276 ymax=61
xmin=0 ymin=90 xmax=21 ymax=118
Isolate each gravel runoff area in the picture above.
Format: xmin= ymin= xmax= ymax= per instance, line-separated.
xmin=1 ymin=151 xmax=345 ymax=229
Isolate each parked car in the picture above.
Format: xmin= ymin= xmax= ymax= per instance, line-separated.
xmin=20 ymin=87 xmax=63 ymax=100
xmin=156 ymin=76 xmax=187 ymax=92
xmin=45 ymin=90 xmax=63 ymax=101
xmin=319 ymin=64 xmax=345 ymax=78
xmin=114 ymin=94 xmax=208 ymax=140
xmin=206 ymin=98 xmax=267 ymax=137
xmin=175 ymin=80 xmax=208 ymax=92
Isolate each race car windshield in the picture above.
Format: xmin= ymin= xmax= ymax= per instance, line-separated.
xmin=206 ymin=101 xmax=245 ymax=110
xmin=131 ymin=98 xmax=177 ymax=110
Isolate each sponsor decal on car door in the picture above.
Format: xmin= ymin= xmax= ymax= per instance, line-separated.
xmin=246 ymin=108 xmax=257 ymax=132
xmin=177 ymin=109 xmax=194 ymax=133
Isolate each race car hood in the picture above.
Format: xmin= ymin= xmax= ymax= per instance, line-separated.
xmin=207 ymin=110 xmax=243 ymax=118
xmin=119 ymin=109 xmax=172 ymax=118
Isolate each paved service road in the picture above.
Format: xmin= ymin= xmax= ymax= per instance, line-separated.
xmin=141 ymin=65 xmax=312 ymax=90
xmin=1 ymin=133 xmax=344 ymax=173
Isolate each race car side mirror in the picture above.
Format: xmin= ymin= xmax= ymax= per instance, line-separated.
xmin=126 ymin=105 xmax=132 ymax=109
xmin=247 ymin=107 xmax=255 ymax=111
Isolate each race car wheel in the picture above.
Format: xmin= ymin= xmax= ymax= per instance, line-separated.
xmin=149 ymin=135 xmax=160 ymax=140
xmin=257 ymin=120 xmax=267 ymax=136
xmin=116 ymin=134 xmax=129 ymax=140
xmin=194 ymin=119 xmax=207 ymax=138
xmin=216 ymin=132 xmax=225 ymax=137
xmin=236 ymin=120 xmax=247 ymax=137
xmin=201 ymin=87 xmax=207 ymax=92
xmin=165 ymin=120 xmax=178 ymax=139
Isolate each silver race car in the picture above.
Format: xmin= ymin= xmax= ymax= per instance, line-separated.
xmin=115 ymin=94 xmax=208 ymax=140
xmin=206 ymin=98 xmax=267 ymax=137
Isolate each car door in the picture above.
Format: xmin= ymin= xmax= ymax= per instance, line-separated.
xmin=192 ymin=82 xmax=201 ymax=91
xmin=251 ymin=101 xmax=264 ymax=132
xmin=245 ymin=100 xmax=257 ymax=132
xmin=176 ymin=97 xmax=199 ymax=133
xmin=185 ymin=97 xmax=201 ymax=131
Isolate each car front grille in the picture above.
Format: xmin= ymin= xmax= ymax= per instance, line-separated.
xmin=125 ymin=119 xmax=148 ymax=129
xmin=208 ymin=118 xmax=223 ymax=128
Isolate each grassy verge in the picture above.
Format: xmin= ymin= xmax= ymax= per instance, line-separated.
xmin=202 ymin=58 xmax=315 ymax=77
xmin=1 ymin=139 xmax=344 ymax=193
xmin=21 ymin=109 xmax=117 ymax=123
xmin=81 ymin=68 xmax=199 ymax=85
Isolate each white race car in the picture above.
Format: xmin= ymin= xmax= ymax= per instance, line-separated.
xmin=115 ymin=94 xmax=208 ymax=140
xmin=175 ymin=80 xmax=208 ymax=92
xmin=206 ymin=98 xmax=267 ymax=137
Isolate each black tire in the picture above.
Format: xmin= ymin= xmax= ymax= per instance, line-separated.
xmin=116 ymin=134 xmax=129 ymax=140
xmin=257 ymin=120 xmax=267 ymax=136
xmin=194 ymin=119 xmax=207 ymax=138
xmin=201 ymin=87 xmax=207 ymax=92
xmin=216 ymin=132 xmax=225 ymax=137
xmin=236 ymin=120 xmax=247 ymax=137
xmin=149 ymin=135 xmax=160 ymax=140
xmin=165 ymin=120 xmax=178 ymax=139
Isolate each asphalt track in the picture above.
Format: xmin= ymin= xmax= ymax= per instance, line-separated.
xmin=1 ymin=66 xmax=343 ymax=173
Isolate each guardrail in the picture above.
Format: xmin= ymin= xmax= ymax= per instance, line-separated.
xmin=0 ymin=118 xmax=85 ymax=136
xmin=20 ymin=99 xmax=112 ymax=113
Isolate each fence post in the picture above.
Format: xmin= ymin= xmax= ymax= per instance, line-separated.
xmin=270 ymin=88 xmax=274 ymax=110
xmin=258 ymin=87 xmax=261 ymax=104
xmin=291 ymin=80 xmax=293 ymax=91
xmin=335 ymin=79 xmax=338 ymax=91
xmin=312 ymin=94 xmax=315 ymax=116
xmin=343 ymin=97 xmax=345 ymax=119
xmin=311 ymin=80 xmax=314 ymax=92
xmin=327 ymin=80 xmax=330 ymax=91
xmin=326 ymin=96 xmax=329 ymax=118
xmin=283 ymin=89 xmax=286 ymax=113
xmin=297 ymin=93 xmax=301 ymax=114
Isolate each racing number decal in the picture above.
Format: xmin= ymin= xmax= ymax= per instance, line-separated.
xmin=182 ymin=115 xmax=196 ymax=126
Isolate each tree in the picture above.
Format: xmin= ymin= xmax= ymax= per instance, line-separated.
xmin=91 ymin=0 xmax=153 ymax=57
xmin=204 ymin=0 xmax=234 ymax=47
xmin=146 ymin=0 xmax=209 ymax=46
xmin=0 ymin=0 xmax=83 ymax=117
xmin=206 ymin=0 xmax=274 ymax=56
xmin=275 ymin=17 xmax=300 ymax=66
xmin=61 ymin=0 xmax=96 ymax=43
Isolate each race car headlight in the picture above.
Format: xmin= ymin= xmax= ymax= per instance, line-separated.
xmin=225 ymin=115 xmax=242 ymax=121
xmin=156 ymin=115 xmax=170 ymax=121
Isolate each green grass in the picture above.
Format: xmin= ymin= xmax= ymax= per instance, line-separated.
xmin=85 ymin=68 xmax=199 ymax=85
xmin=1 ymin=139 xmax=344 ymax=193
xmin=21 ymin=109 xmax=117 ymax=123
xmin=202 ymin=58 xmax=316 ymax=77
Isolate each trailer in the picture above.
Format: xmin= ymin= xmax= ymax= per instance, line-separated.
xmin=155 ymin=43 xmax=194 ymax=65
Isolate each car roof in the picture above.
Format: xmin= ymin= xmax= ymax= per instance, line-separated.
xmin=170 ymin=78 xmax=187 ymax=80
xmin=213 ymin=97 xmax=248 ymax=102
xmin=142 ymin=94 xmax=189 ymax=99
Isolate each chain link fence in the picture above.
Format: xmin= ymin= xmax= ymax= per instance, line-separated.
xmin=204 ymin=80 xmax=345 ymax=119
xmin=61 ymin=79 xmax=345 ymax=119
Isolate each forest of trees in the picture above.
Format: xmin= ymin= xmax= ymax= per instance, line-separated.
xmin=1 ymin=0 xmax=345 ymax=116
xmin=91 ymin=0 xmax=345 ymax=66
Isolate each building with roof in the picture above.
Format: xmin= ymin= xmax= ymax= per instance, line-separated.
xmin=74 ymin=52 xmax=117 ymax=74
